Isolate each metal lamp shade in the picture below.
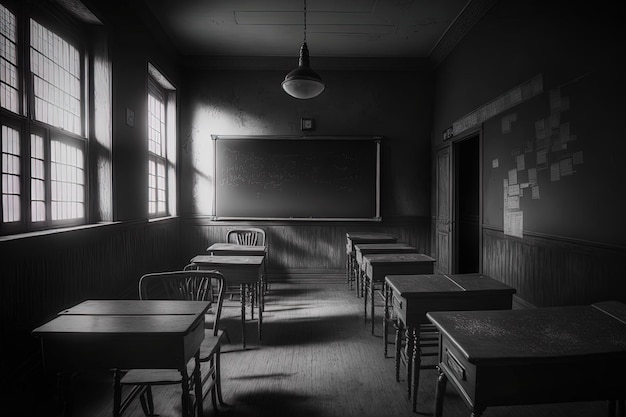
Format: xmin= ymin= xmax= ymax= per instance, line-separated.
xmin=282 ymin=42 xmax=325 ymax=99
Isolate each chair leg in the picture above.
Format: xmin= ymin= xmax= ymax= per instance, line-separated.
xmin=215 ymin=347 xmax=226 ymax=407
xmin=139 ymin=387 xmax=155 ymax=416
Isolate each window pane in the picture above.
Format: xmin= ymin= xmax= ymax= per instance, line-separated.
xmin=0 ymin=4 xmax=19 ymax=113
xmin=148 ymin=92 xmax=165 ymax=157
xmin=148 ymin=156 xmax=167 ymax=215
xmin=1 ymin=124 xmax=21 ymax=222
xmin=50 ymin=139 xmax=84 ymax=221
xmin=30 ymin=19 xmax=81 ymax=135
xmin=30 ymin=134 xmax=46 ymax=222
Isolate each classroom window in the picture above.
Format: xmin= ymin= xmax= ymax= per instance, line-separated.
xmin=1 ymin=124 xmax=20 ymax=222
xmin=30 ymin=19 xmax=82 ymax=135
xmin=1 ymin=1 xmax=90 ymax=235
xmin=148 ymin=86 xmax=167 ymax=217
xmin=147 ymin=64 xmax=176 ymax=219
xmin=0 ymin=3 xmax=19 ymax=113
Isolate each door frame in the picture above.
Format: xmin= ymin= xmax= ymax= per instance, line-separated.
xmin=433 ymin=145 xmax=452 ymax=274
xmin=450 ymin=127 xmax=483 ymax=274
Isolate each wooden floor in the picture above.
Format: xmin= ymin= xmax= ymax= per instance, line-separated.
xmin=36 ymin=278 xmax=609 ymax=417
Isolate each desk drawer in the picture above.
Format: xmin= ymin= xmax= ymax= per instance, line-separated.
xmin=391 ymin=292 xmax=407 ymax=323
xmin=440 ymin=337 xmax=477 ymax=407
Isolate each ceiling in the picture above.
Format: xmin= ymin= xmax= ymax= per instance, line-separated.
xmin=141 ymin=0 xmax=472 ymax=58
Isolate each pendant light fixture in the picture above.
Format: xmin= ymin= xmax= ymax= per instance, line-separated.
xmin=282 ymin=0 xmax=325 ymax=99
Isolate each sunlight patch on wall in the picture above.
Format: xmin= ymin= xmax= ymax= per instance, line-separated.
xmin=189 ymin=102 xmax=268 ymax=215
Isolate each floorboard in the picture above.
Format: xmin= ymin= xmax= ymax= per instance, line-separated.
xmin=31 ymin=278 xmax=610 ymax=417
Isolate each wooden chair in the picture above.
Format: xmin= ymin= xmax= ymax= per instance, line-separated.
xmin=115 ymin=270 xmax=226 ymax=417
xmin=226 ymin=226 xmax=269 ymax=294
xmin=226 ymin=227 xmax=266 ymax=246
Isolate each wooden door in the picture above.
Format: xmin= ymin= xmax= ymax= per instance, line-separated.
xmin=434 ymin=147 xmax=452 ymax=274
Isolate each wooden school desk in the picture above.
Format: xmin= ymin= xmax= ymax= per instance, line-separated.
xmin=207 ymin=242 xmax=266 ymax=257
xmin=345 ymin=232 xmax=397 ymax=289
xmin=353 ymin=242 xmax=418 ymax=297
xmin=427 ymin=301 xmax=626 ymax=417
xmin=361 ymin=252 xmax=436 ymax=334
xmin=207 ymin=242 xmax=269 ymax=296
xmin=384 ymin=274 xmax=516 ymax=412
xmin=189 ymin=254 xmax=264 ymax=348
xmin=32 ymin=299 xmax=210 ymax=417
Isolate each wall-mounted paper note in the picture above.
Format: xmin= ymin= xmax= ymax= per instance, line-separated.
xmin=532 ymin=185 xmax=540 ymax=199
xmin=551 ymin=162 xmax=560 ymax=181
xmin=560 ymin=158 xmax=574 ymax=176
xmin=508 ymin=168 xmax=518 ymax=185
xmin=505 ymin=211 xmax=523 ymax=238
xmin=507 ymin=195 xmax=520 ymax=209
xmin=528 ymin=168 xmax=537 ymax=185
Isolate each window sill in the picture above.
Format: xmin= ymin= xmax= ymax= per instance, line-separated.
xmin=0 ymin=222 xmax=122 ymax=243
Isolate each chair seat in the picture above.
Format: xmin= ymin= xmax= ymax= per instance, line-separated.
xmin=121 ymin=368 xmax=186 ymax=385
xmin=199 ymin=330 xmax=224 ymax=360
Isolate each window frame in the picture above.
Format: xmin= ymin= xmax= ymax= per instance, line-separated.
xmin=147 ymin=77 xmax=168 ymax=219
xmin=0 ymin=0 xmax=90 ymax=235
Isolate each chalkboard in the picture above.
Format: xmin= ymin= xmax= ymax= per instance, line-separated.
xmin=213 ymin=136 xmax=381 ymax=220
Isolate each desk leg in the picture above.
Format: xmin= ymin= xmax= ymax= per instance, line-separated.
xmin=411 ymin=327 xmax=420 ymax=412
xmin=180 ymin=362 xmax=192 ymax=417
xmin=383 ymin=283 xmax=389 ymax=358
xmin=112 ymin=369 xmax=122 ymax=417
xmin=434 ymin=367 xmax=447 ymax=417
xmin=395 ymin=320 xmax=403 ymax=382
xmin=406 ymin=327 xmax=414 ymax=398
xmin=240 ymin=283 xmax=246 ymax=349
xmin=258 ymin=280 xmax=263 ymax=342
xmin=370 ymin=277 xmax=376 ymax=334
xmin=346 ymin=253 xmax=352 ymax=286
xmin=363 ymin=274 xmax=369 ymax=323
xmin=359 ymin=269 xmax=365 ymax=298
xmin=193 ymin=351 xmax=203 ymax=417
xmin=250 ymin=283 xmax=255 ymax=320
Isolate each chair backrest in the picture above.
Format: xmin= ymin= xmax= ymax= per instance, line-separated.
xmin=138 ymin=270 xmax=225 ymax=336
xmin=226 ymin=227 xmax=266 ymax=247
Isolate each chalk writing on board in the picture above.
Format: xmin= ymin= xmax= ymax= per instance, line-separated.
xmin=213 ymin=136 xmax=381 ymax=219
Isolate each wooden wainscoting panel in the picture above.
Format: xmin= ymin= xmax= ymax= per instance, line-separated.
xmin=482 ymin=228 xmax=626 ymax=307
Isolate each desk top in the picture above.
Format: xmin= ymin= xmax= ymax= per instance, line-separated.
xmin=363 ymin=253 xmax=435 ymax=265
xmin=346 ymin=233 xmax=397 ymax=252
xmin=386 ymin=274 xmax=516 ymax=298
xmin=59 ymin=299 xmax=210 ymax=316
xmin=32 ymin=299 xmax=209 ymax=371
xmin=207 ymin=243 xmax=266 ymax=253
xmin=427 ymin=302 xmax=626 ymax=364
xmin=32 ymin=314 xmax=204 ymax=335
xmin=354 ymin=242 xmax=417 ymax=254
xmin=190 ymin=255 xmax=264 ymax=266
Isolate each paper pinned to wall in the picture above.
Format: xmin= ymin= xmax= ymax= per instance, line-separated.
xmin=531 ymin=185 xmax=540 ymax=199
xmin=528 ymin=167 xmax=538 ymax=185
xmin=504 ymin=211 xmax=524 ymax=238
xmin=560 ymin=158 xmax=574 ymax=176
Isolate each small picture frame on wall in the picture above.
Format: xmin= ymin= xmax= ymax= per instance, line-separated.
xmin=301 ymin=118 xmax=315 ymax=131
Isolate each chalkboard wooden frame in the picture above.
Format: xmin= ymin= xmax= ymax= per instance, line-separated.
xmin=212 ymin=135 xmax=381 ymax=221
